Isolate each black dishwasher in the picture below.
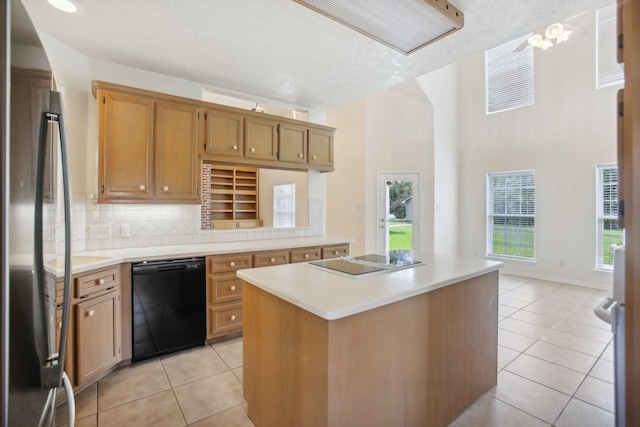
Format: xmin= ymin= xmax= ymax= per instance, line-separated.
xmin=132 ymin=258 xmax=206 ymax=361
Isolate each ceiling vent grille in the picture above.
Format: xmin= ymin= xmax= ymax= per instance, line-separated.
xmin=292 ymin=0 xmax=464 ymax=55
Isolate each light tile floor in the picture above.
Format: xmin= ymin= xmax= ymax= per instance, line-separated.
xmin=56 ymin=274 xmax=615 ymax=427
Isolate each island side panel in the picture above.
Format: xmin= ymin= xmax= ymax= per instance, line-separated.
xmin=243 ymin=283 xmax=329 ymax=427
xmin=326 ymin=270 xmax=498 ymax=427
xmin=243 ymin=270 xmax=498 ymax=427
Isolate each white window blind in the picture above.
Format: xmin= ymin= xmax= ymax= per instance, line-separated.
xmin=487 ymin=171 xmax=535 ymax=260
xmin=273 ymin=183 xmax=296 ymax=228
xmin=485 ymin=36 xmax=534 ymax=114
xmin=596 ymin=4 xmax=624 ymax=88
xmin=596 ymin=164 xmax=624 ymax=270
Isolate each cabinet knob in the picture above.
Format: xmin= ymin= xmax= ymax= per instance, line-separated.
xmin=270 ymin=257 xmax=275 ymax=262
xmin=163 ymin=186 xmax=169 ymax=191
xmin=232 ymin=145 xmax=238 ymax=150
xmin=250 ymin=147 xmax=256 ymax=153
xmin=230 ymin=315 xmax=236 ymax=321
xmin=298 ymin=154 xmax=304 ymax=158
xmin=312 ymin=155 xmax=317 ymax=160
xmin=88 ymin=310 xmax=95 ymax=317
xmin=230 ymin=285 xmax=236 ymax=291
xmin=334 ymin=250 xmax=339 ymax=255
xmin=58 ymin=321 xmax=62 ymax=328
xmin=139 ymin=184 xmax=146 ymax=191
xmin=98 ymin=278 xmax=105 ymax=285
xmin=230 ymin=261 xmax=235 ymax=267
xmin=305 ymin=254 xmax=309 ymax=258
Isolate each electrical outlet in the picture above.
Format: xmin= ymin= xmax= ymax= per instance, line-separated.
xmin=121 ymin=224 xmax=130 ymax=238
xmin=89 ymin=224 xmax=111 ymax=240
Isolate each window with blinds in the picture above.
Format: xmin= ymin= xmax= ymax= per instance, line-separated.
xmin=485 ymin=36 xmax=534 ymax=114
xmin=487 ymin=171 xmax=535 ymax=260
xmin=596 ymin=4 xmax=624 ymax=89
xmin=273 ymin=183 xmax=296 ymax=228
xmin=596 ymin=164 xmax=624 ymax=270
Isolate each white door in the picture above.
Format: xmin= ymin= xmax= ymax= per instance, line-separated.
xmin=378 ymin=173 xmax=420 ymax=252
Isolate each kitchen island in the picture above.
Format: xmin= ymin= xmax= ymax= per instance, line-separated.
xmin=237 ymin=252 xmax=502 ymax=427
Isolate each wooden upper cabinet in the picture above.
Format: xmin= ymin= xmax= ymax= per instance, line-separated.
xmin=155 ymin=102 xmax=200 ymax=201
xmin=98 ymin=90 xmax=154 ymax=201
xmin=308 ymin=128 xmax=334 ymax=169
xmin=245 ymin=117 xmax=278 ymax=161
xmin=203 ymin=109 xmax=244 ymax=159
xmin=278 ymin=123 xmax=307 ymax=164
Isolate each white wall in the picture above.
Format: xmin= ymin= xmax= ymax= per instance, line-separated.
xmin=327 ymin=81 xmax=435 ymax=255
xmin=416 ymin=63 xmax=459 ymax=255
xmin=457 ymin=11 xmax=620 ymax=288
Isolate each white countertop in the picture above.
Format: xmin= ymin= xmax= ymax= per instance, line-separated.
xmin=237 ymin=252 xmax=503 ymax=320
xmin=41 ymin=236 xmax=352 ymax=277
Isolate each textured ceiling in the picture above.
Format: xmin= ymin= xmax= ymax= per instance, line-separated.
xmin=18 ymin=0 xmax=609 ymax=111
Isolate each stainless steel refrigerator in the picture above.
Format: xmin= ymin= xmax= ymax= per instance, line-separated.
xmin=1 ymin=0 xmax=75 ymax=425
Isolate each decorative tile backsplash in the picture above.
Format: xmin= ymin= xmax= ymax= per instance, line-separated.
xmin=69 ymin=194 xmax=324 ymax=253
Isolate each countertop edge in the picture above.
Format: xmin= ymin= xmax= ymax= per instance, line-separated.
xmin=237 ymin=257 xmax=503 ymax=320
xmin=46 ymin=236 xmax=353 ymax=277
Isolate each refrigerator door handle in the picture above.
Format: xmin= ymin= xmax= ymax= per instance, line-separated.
xmin=53 ymin=92 xmax=73 ymax=373
xmin=594 ymin=297 xmax=616 ymax=327
xmin=36 ymin=90 xmax=73 ymax=390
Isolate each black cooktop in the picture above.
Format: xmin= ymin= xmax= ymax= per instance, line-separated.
xmin=309 ymin=250 xmax=422 ymax=276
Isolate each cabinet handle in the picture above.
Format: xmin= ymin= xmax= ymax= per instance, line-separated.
xmin=334 ymin=250 xmax=339 ymax=255
xmin=139 ymin=184 xmax=146 ymax=191
xmin=312 ymin=155 xmax=317 ymax=160
xmin=230 ymin=285 xmax=236 ymax=291
xmin=98 ymin=278 xmax=105 ymax=285
xmin=88 ymin=310 xmax=95 ymax=317
xmin=270 ymin=257 xmax=275 ymax=262
xmin=232 ymin=145 xmax=238 ymax=150
xmin=230 ymin=261 xmax=235 ymax=267
xmin=163 ymin=186 xmax=169 ymax=191
xmin=250 ymin=147 xmax=256 ymax=153
xmin=230 ymin=315 xmax=236 ymax=321
xmin=58 ymin=321 xmax=62 ymax=328
xmin=305 ymin=254 xmax=309 ymax=258
xmin=298 ymin=154 xmax=304 ymax=158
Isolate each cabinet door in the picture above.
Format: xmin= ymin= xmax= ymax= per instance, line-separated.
xmin=308 ymin=128 xmax=334 ymax=168
xmin=155 ymin=102 xmax=200 ymax=202
xmin=76 ymin=291 xmax=121 ymax=386
xmin=245 ymin=117 xmax=277 ymax=161
xmin=203 ymin=109 xmax=243 ymax=158
xmin=278 ymin=123 xmax=307 ymax=164
xmin=98 ymin=91 xmax=154 ymax=200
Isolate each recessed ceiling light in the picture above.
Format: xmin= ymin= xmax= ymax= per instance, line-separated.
xmin=48 ymin=0 xmax=77 ymax=13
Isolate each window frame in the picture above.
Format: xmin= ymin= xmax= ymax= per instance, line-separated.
xmin=485 ymin=35 xmax=535 ymax=114
xmin=595 ymin=163 xmax=624 ymax=271
xmin=273 ymin=182 xmax=296 ymax=228
xmin=486 ymin=170 xmax=536 ymax=262
xmin=596 ymin=3 xmax=624 ymax=89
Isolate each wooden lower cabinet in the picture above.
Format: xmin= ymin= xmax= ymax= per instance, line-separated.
xmin=205 ymin=244 xmax=349 ymax=341
xmin=321 ymin=244 xmax=349 ymax=259
xmin=75 ymin=290 xmax=122 ymax=386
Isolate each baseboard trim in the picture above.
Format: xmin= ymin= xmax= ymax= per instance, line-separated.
xmin=499 ymin=270 xmax=610 ymax=291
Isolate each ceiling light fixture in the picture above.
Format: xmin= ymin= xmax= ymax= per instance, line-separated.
xmin=291 ymin=0 xmax=464 ymax=55
xmin=527 ymin=23 xmax=573 ymax=50
xmin=48 ymin=0 xmax=77 ymax=13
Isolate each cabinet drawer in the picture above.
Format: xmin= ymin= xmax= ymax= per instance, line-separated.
xmin=75 ymin=266 xmax=120 ymax=299
xmin=290 ymin=247 xmax=321 ymax=263
xmin=253 ymin=251 xmax=289 ymax=268
xmin=208 ymin=254 xmax=252 ymax=273
xmin=209 ymin=275 xmax=243 ymax=304
xmin=322 ymin=245 xmax=349 ymax=259
xmin=209 ymin=302 xmax=243 ymax=337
